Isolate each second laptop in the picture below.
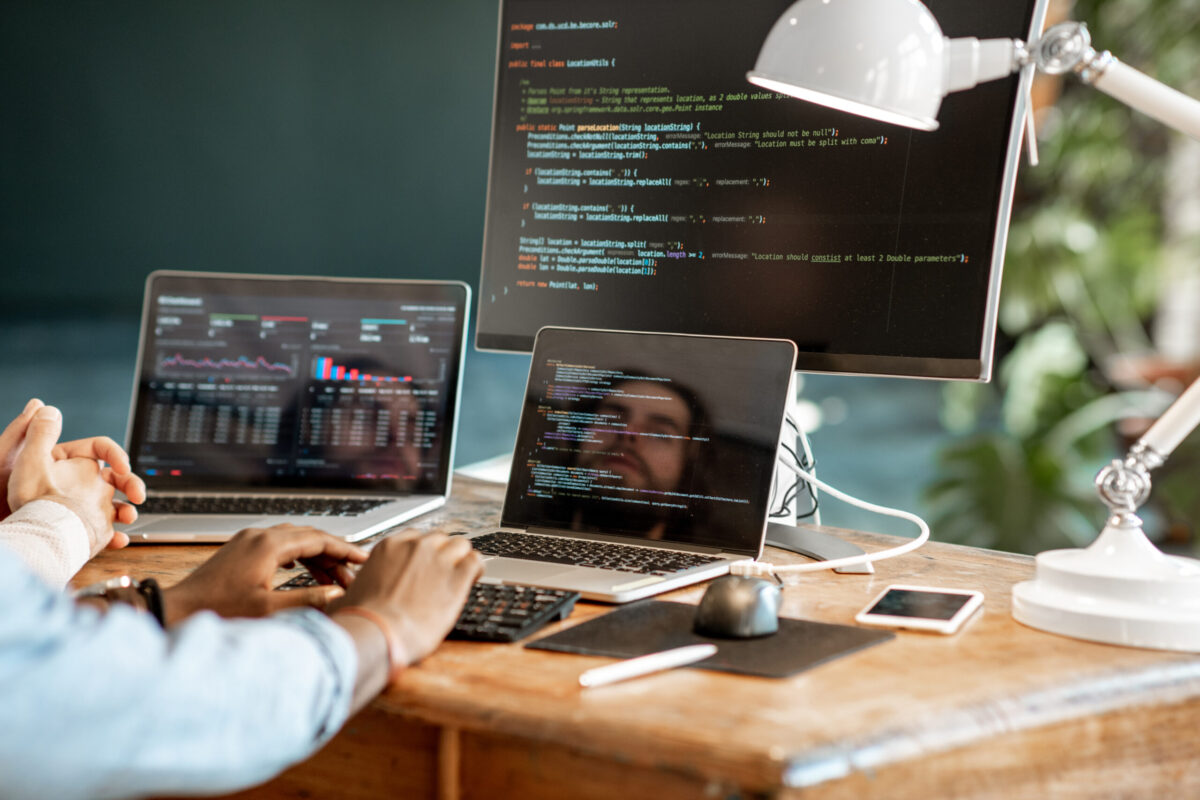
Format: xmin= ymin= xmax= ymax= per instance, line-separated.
xmin=466 ymin=326 xmax=797 ymax=603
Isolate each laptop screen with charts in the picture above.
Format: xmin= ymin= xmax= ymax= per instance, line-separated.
xmin=466 ymin=327 xmax=797 ymax=603
xmin=119 ymin=271 xmax=469 ymax=543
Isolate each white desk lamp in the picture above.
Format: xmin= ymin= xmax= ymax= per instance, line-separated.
xmin=747 ymin=0 xmax=1200 ymax=651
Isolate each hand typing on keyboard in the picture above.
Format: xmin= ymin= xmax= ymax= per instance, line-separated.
xmin=180 ymin=526 xmax=482 ymax=711
xmin=325 ymin=533 xmax=485 ymax=666
xmin=163 ymin=524 xmax=370 ymax=623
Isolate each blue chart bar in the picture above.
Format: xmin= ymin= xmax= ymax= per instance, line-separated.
xmin=360 ymin=318 xmax=407 ymax=326
xmin=312 ymin=356 xmax=410 ymax=383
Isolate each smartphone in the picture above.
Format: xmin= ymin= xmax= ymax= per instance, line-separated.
xmin=854 ymin=585 xmax=984 ymax=634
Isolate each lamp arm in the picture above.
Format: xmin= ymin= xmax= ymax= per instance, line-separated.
xmin=1088 ymin=59 xmax=1200 ymax=140
xmin=941 ymin=23 xmax=1200 ymax=162
xmin=1096 ymin=377 xmax=1200 ymax=514
xmin=1136 ymin=378 xmax=1200 ymax=465
xmin=1030 ymin=22 xmax=1200 ymax=141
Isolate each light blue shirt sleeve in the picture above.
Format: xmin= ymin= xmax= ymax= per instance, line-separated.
xmin=0 ymin=547 xmax=359 ymax=800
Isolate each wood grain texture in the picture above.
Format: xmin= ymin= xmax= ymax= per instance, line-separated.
xmin=438 ymin=728 xmax=461 ymax=800
xmin=211 ymin=708 xmax=439 ymax=800
xmin=457 ymin=731 xmax=753 ymax=800
xmin=88 ymin=477 xmax=1200 ymax=799
xmin=788 ymin=695 xmax=1200 ymax=800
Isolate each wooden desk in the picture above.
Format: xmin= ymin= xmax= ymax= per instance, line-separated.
xmin=75 ymin=477 xmax=1200 ymax=799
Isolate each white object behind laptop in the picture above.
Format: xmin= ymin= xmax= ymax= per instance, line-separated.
xmin=118 ymin=271 xmax=469 ymax=543
xmin=466 ymin=327 xmax=797 ymax=602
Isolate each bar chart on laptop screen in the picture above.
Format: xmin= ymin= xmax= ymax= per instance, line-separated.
xmin=133 ymin=291 xmax=460 ymax=487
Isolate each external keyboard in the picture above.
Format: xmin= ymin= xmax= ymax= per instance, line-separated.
xmin=467 ymin=530 xmax=721 ymax=576
xmin=140 ymin=496 xmax=388 ymax=517
xmin=276 ymin=573 xmax=580 ymax=643
xmin=449 ymin=582 xmax=579 ymax=642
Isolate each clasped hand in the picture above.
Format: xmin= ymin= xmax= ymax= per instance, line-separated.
xmin=2 ymin=399 xmax=146 ymax=554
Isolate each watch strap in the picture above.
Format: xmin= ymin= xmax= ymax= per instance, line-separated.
xmin=75 ymin=576 xmax=166 ymax=627
xmin=136 ymin=578 xmax=166 ymax=628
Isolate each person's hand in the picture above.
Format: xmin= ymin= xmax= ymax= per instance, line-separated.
xmin=0 ymin=399 xmax=47 ymax=521
xmin=329 ymin=532 xmax=483 ymax=667
xmin=45 ymin=433 xmax=146 ymax=549
xmin=161 ymin=524 xmax=369 ymax=625
xmin=7 ymin=406 xmax=135 ymax=556
xmin=51 ymin=433 xmax=146 ymax=538
xmin=0 ymin=399 xmax=146 ymax=545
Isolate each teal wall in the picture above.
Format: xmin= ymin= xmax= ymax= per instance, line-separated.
xmin=1 ymin=1 xmax=498 ymax=315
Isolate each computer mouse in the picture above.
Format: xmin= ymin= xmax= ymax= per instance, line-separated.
xmin=693 ymin=575 xmax=781 ymax=638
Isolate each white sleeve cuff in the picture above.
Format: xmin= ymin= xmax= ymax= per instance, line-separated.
xmin=0 ymin=500 xmax=92 ymax=589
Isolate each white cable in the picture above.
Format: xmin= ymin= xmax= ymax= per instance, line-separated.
xmin=732 ymin=458 xmax=930 ymax=578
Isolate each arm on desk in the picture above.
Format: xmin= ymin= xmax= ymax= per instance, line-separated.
xmin=0 ymin=529 xmax=480 ymax=799
xmin=0 ymin=547 xmax=357 ymax=800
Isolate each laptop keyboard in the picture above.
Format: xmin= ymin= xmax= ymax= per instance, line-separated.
xmin=466 ymin=531 xmax=721 ymax=576
xmin=276 ymin=573 xmax=580 ymax=643
xmin=139 ymin=496 xmax=389 ymax=517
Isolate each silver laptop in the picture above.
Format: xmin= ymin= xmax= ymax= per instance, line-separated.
xmin=466 ymin=327 xmax=797 ymax=603
xmin=119 ymin=270 xmax=469 ymax=543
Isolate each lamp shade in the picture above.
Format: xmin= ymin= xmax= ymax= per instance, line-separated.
xmin=747 ymin=0 xmax=947 ymax=130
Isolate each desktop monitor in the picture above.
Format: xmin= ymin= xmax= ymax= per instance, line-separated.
xmin=476 ymin=0 xmax=1047 ymax=379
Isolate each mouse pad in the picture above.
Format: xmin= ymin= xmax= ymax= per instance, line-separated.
xmin=526 ymin=600 xmax=894 ymax=679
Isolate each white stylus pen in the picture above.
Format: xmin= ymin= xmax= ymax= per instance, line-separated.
xmin=578 ymin=644 xmax=718 ymax=688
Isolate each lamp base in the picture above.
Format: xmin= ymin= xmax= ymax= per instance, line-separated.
xmin=1012 ymin=513 xmax=1200 ymax=652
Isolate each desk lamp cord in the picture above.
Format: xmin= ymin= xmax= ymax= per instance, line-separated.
xmin=732 ymin=417 xmax=931 ymax=579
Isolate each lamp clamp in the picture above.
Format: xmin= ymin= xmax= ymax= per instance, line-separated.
xmin=1094 ymin=441 xmax=1163 ymax=515
xmin=1028 ymin=22 xmax=1114 ymax=85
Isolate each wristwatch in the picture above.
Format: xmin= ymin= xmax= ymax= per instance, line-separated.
xmin=75 ymin=576 xmax=166 ymax=627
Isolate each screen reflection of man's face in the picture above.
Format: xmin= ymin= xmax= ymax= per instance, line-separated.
xmin=577 ymin=381 xmax=691 ymax=492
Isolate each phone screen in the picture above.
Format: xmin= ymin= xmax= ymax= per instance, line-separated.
xmin=867 ymin=588 xmax=974 ymax=620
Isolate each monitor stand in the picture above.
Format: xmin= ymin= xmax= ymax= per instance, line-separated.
xmin=765 ymin=522 xmax=873 ymax=575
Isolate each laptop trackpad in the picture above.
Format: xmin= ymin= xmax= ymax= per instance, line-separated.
xmin=482 ymin=558 xmax=579 ymax=584
xmin=131 ymin=517 xmax=270 ymax=536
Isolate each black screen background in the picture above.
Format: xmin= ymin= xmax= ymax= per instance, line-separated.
xmin=868 ymin=588 xmax=974 ymax=620
xmin=502 ymin=328 xmax=796 ymax=555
